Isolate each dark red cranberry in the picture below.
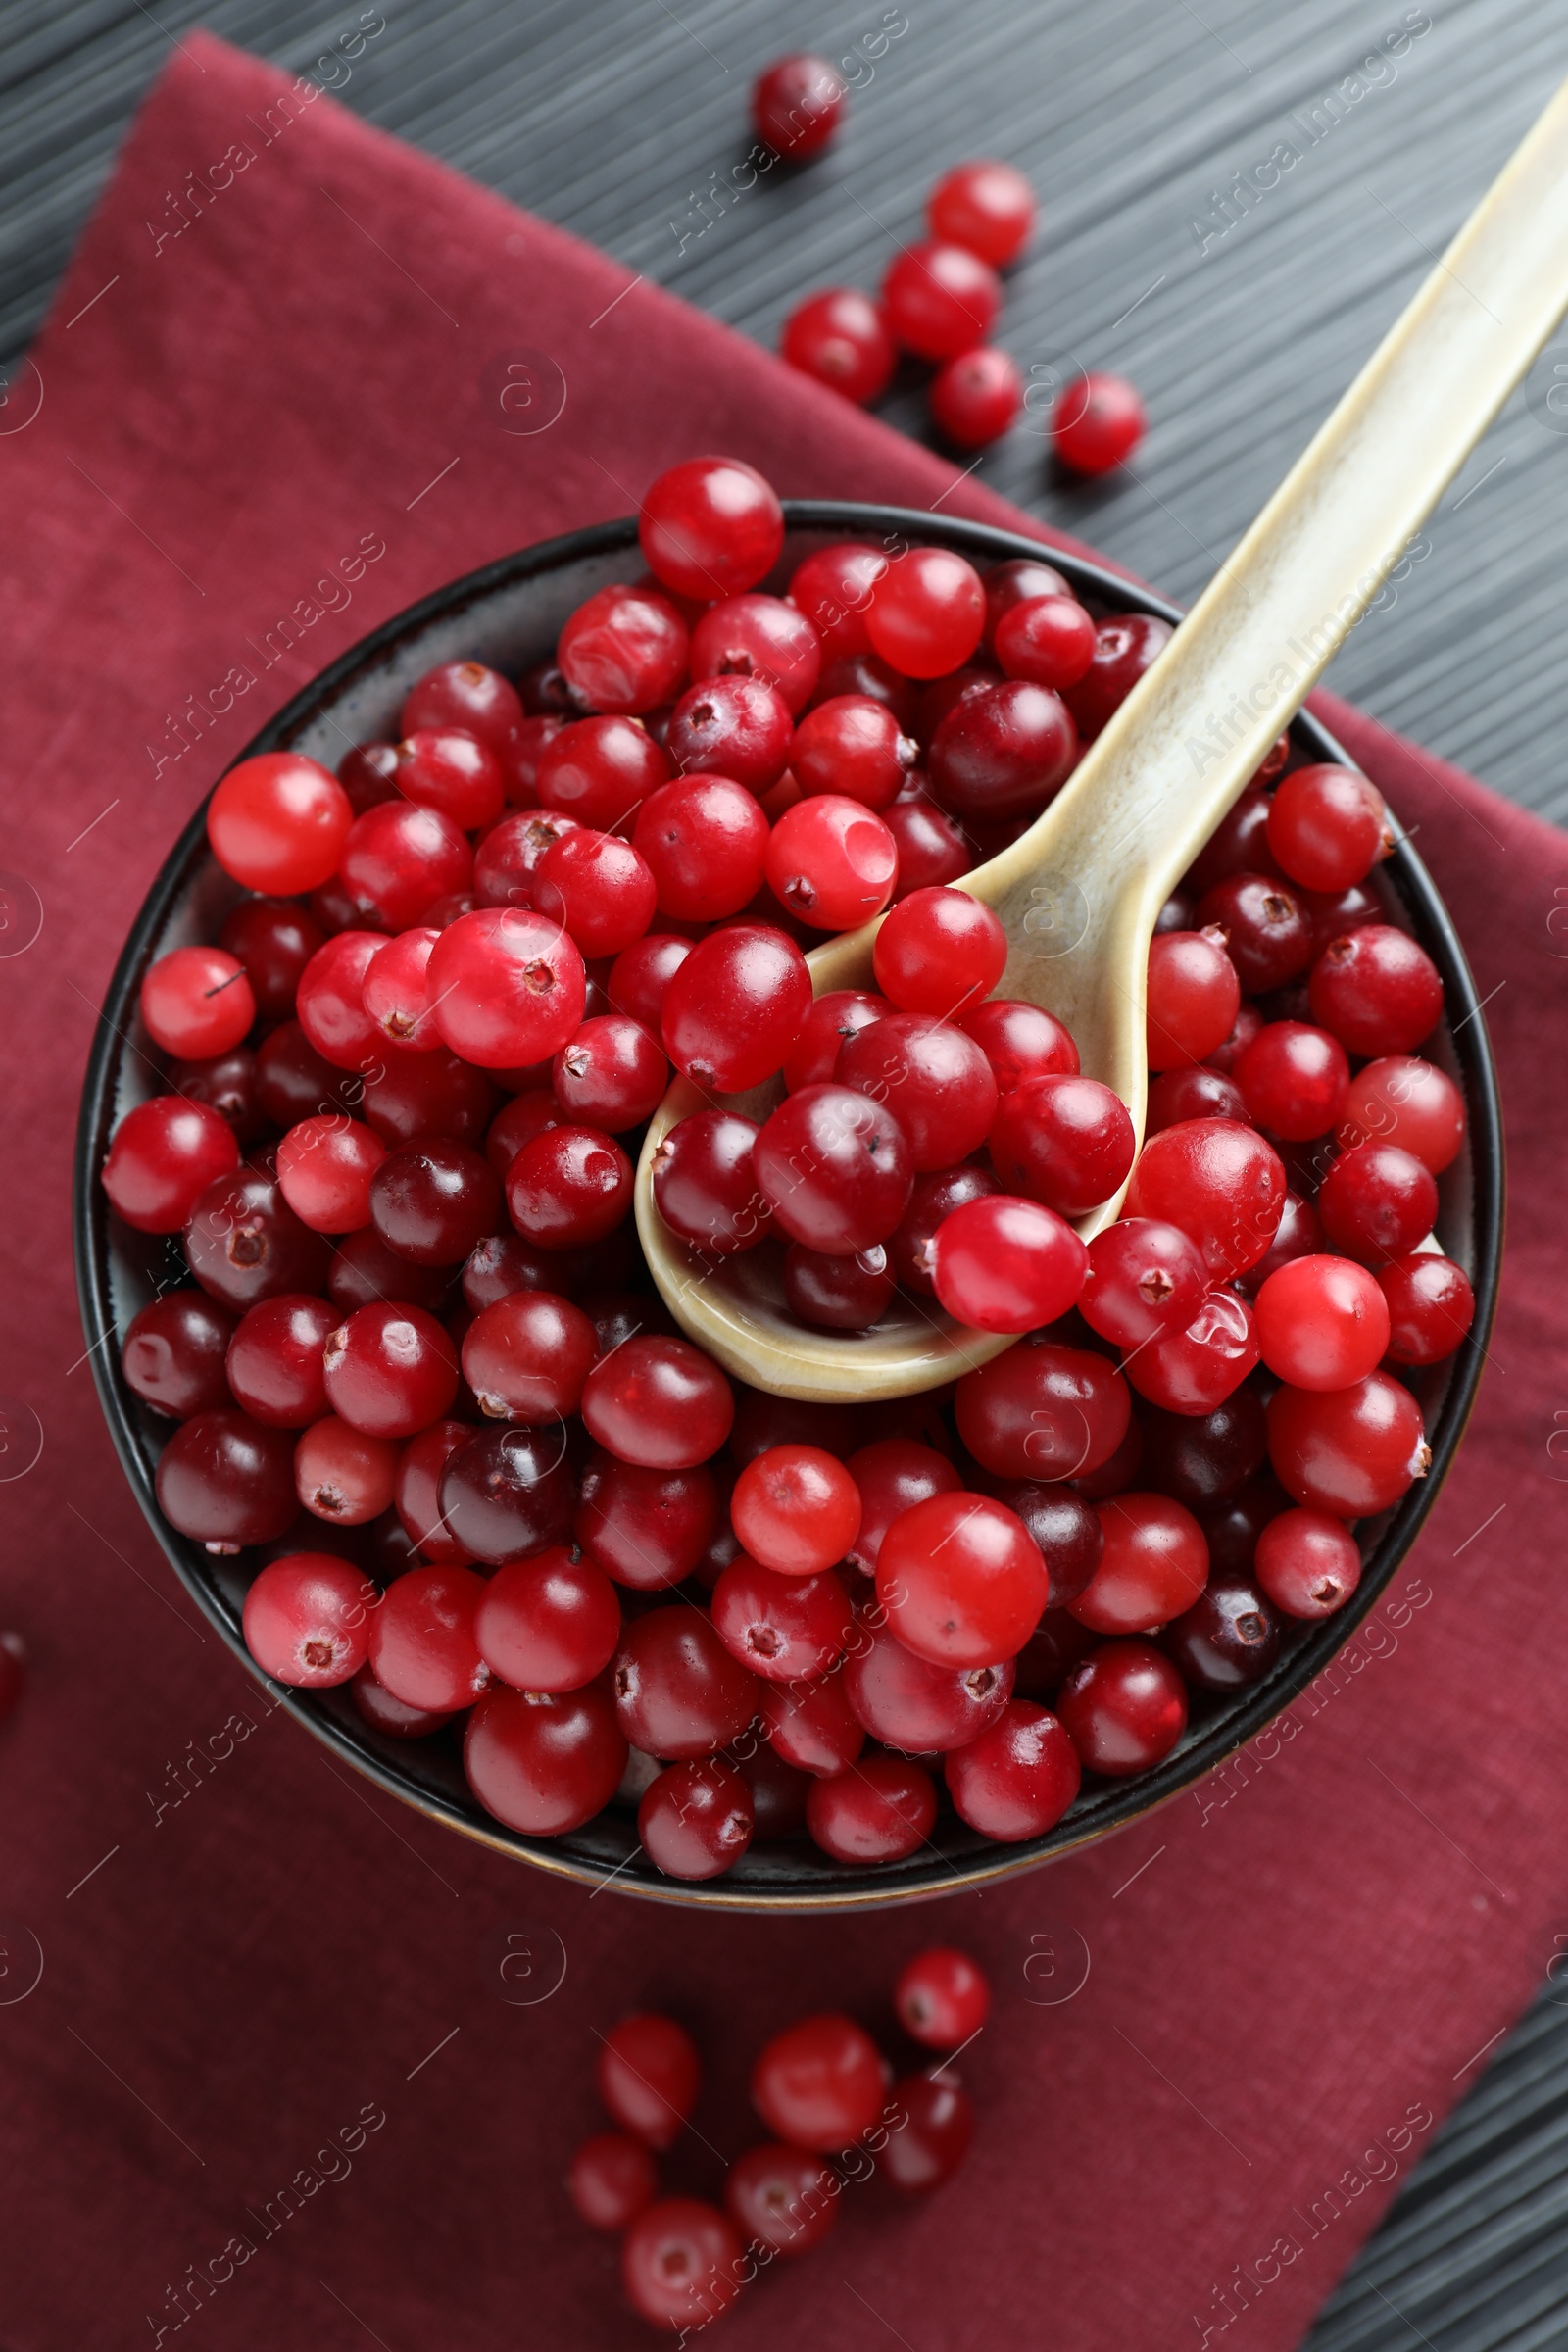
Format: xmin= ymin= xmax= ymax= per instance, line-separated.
xmin=437 ymin=1424 xmax=576 ymax=1563
xmin=1161 ymin=1573 xmax=1282 ymax=1691
xmin=1194 ymin=873 xmax=1313 ymax=993
xmin=844 ymin=1619 xmax=1013 ymax=1752
xmin=327 ymin=1227 xmax=455 ymax=1316
xmin=122 ymin=1292 xmax=238 ymax=1420
xmin=218 ymin=897 xmax=326 ymax=1019
xmin=956 ymin=1339 xmax=1131 ymax=1481
xmin=879 ymin=2073 xmax=975 ymax=2192
xmin=1136 ymin=1389 xmax=1267 ymax=1508
xmin=928 ymin=678 xmax=1077 ymax=819
xmin=1146 ymin=1064 xmax=1250 ymax=1133
xmin=640 ymin=1757 xmax=755 ymax=1880
xmin=1308 ymin=923 xmax=1445 ymax=1057
xmin=807 ymin=1753 xmax=937 ymax=1863
xmin=361 ymin=1049 xmax=497 ymax=1151
xmin=1063 ymin=614 xmax=1172 ymax=740
xmin=155 ymin=1408 xmax=298 ymax=1548
xmin=463 ymin=1681 xmax=626 ymax=1834
xmin=612 ymin=1607 xmax=760 ymax=1758
xmin=183 ymin=1165 xmax=331 ymax=1310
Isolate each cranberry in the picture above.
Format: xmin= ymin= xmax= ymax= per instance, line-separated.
xmin=1123 ymin=1288 xmax=1260 ymax=1415
xmin=104 ymin=1096 xmax=241 ymax=1234
xmin=1254 ymin=1253 xmax=1391 ymax=1391
xmin=350 ymin=1660 xmax=452 ymax=1739
xmin=993 ymin=595 xmax=1097 ymax=693
xmin=360 ymin=928 xmax=441 ymax=1054
xmin=251 ymin=1024 xmax=352 ymax=1132
xmin=807 ymin=1754 xmax=937 ymax=1864
xmin=991 ymin=1075 xmax=1137 ymax=1218
xmin=867 ymin=546 xmax=987 ymax=679
xmin=168 ymin=1047 xmax=263 ymax=1144
xmin=931 ymin=1194 xmax=1087 ymax=1334
xmin=752 ymin=50 xmax=846 ymax=155
xmin=765 ymin=795 xmax=899 ymax=931
xmin=789 ymin=543 xmax=887 ymax=658
xmin=273 ymin=1116 xmax=384 ymax=1234
xmin=459 ymin=1290 xmax=595 ymax=1423
xmin=1309 ymin=924 xmax=1445 ymax=1057
xmin=574 ymin=1450 xmax=718 ymax=1590
xmin=1123 ymin=1118 xmax=1286 ymax=1281
xmin=295 ymin=931 xmax=387 ymax=1074
xmin=219 ymin=897 xmax=325 ymax=1019
xmin=549 ymin=1015 xmax=664 ymax=1132
xmin=729 ymin=1740 xmax=810 ymax=1838
xmin=781 ymin=287 xmax=895 ymax=404
xmin=1379 ymin=1251 xmax=1475 ymax=1365
xmin=390 ymin=728 xmax=502 ymax=832
xmin=600 ymin=2017 xmax=704 ymax=2147
xmin=1205 ymin=1001 xmax=1266 ymax=1076
xmin=321 ymin=1301 xmax=458 ymax=1438
xmin=873 ymin=887 xmax=1007 ymax=1015
xmin=878 ymin=1491 xmax=1048 ymax=1666
xmin=651 ymin=1111 xmax=769 ymax=1254
xmin=1318 ymin=1141 xmax=1438 ymax=1264
xmin=568 ymin=2133 xmax=658 ymax=2232
xmin=754 ymin=1083 xmax=913 ymax=1252
xmin=368 ymin=1563 xmax=488 ymax=1710
xmin=956 ymin=1339 xmax=1131 ymax=1480
xmin=621 ymin=2198 xmax=745 ymax=2331
xmin=640 ymin=456 xmax=784 ymax=600
xmin=336 ymin=742 xmax=402 ymax=815
xmin=661 ymin=922 xmax=811 ymax=1092
xmin=1236 ymin=1188 xmax=1323 ymax=1297
xmin=1253 ymin=1509 xmax=1362 ymax=1618
xmin=153 ymin=1405 xmax=294 ymax=1551
xmin=339 ymin=803 xmax=473 ymax=932
xmin=984 ymin=1483 xmax=1103 ymax=1608
xmin=484 ymin=1090 xmax=560 ymax=1179
xmin=724 ymin=2142 xmax=837 ymax=2257
xmin=1135 ymin=1390 xmax=1266 ymax=1508
xmin=558 ymin=581 xmax=689 ymax=715
xmin=689 ymin=592 xmax=822 ymax=712
xmin=530 ymin=829 xmax=655 ymax=960
xmin=845 ymin=1442 xmax=962 ymax=1576
xmin=880 ymin=2072 xmax=975 ymax=2193
xmin=927 ymin=678 xmax=1078 ymax=820
xmin=712 ymin=1560 xmax=853 ymax=1682
xmin=1267 ymin=1371 xmax=1428 ymax=1515
xmin=728 ymin=1444 xmax=859 ymax=1577
xmin=463 ymin=1681 xmax=626 ymax=1833
xmin=1146 ymin=1066 xmax=1249 ymax=1134
xmin=1057 ymin=1639 xmax=1187 ymax=1774
xmin=473 ymin=809 xmax=577 ymax=911
xmin=1194 ymin=872 xmax=1311 ymax=995
xmin=1267 ymin=764 xmax=1390 ymax=891
xmin=612 ymin=1607 xmax=760 ymax=1757
xmin=394 ymin=1418 xmax=478 ymax=1564
xmin=928 ymin=157 xmax=1036 ymax=263
xmin=791 ymin=695 xmax=916 ymax=811
xmin=401 ymin=661 xmax=524 ymax=765
xmin=535 ymin=714 xmax=671 ymax=829
xmin=208 ymin=753 xmax=353 ymax=895
xmin=783 ymin=1241 xmax=896 ymax=1331
xmin=1069 ymin=1493 xmax=1208 ymax=1634
xmin=139 ymin=945 xmax=255 ymax=1062
xmin=184 ymin=1165 xmax=332 ymax=1309
xmin=609 ymin=932 xmax=693 ymax=1033
xmin=930 ymin=347 xmax=1023 ymax=447
xmin=1302 ymin=880 xmax=1385 ymax=951
xmin=631 ymin=774 xmax=769 ymax=922
xmin=835 ymin=1013 xmax=995 ymax=1171
xmin=1337 ymin=1054 xmax=1464 ymax=1174
xmin=1052 ymin=371 xmax=1146 ymax=473
xmin=1143 ymin=929 xmax=1239 ymax=1070
xmin=886 ymin=788 xmax=971 ymax=897
xmin=640 ymin=1757 xmax=755 ymax=1880
xmin=242 ymin=1552 xmax=376 ymax=1685
xmin=945 ymin=1699 xmax=1080 ymax=1839
xmin=844 ymin=1620 xmax=1013 ymax=1751
xmin=891 ymin=1163 xmax=1000 ymax=1292
xmin=1064 ymin=613 xmax=1173 ymax=741
xmin=506 ymin=1124 xmax=632 ymax=1250
xmin=882 ymin=241 xmax=1002 ymax=362
xmin=368 ymin=1138 xmax=503 ymax=1267
xmin=1234 ymin=1019 xmax=1349 ymax=1141
xmin=222 ymin=1294 xmax=336 ymax=1428
xmin=956 ymin=1005 xmax=1074 ymax=1102
xmin=980 ymin=559 xmax=1072 ymax=647
xmin=329 ymin=1227 xmax=453 ymax=1316
xmin=1198 ymin=1471 xmax=1291 ymax=1579
xmin=1162 ymin=1573 xmax=1281 ymax=1690
xmin=895 ymin=1947 xmax=992 ymax=2048
xmin=752 ymin=2013 xmax=885 ymax=2150
xmin=1080 ymin=1218 xmax=1207 ymax=1349
xmin=122 ymin=1291 xmax=238 ymax=1420
xmin=361 ymin=1049 xmax=496 ymax=1151
xmin=438 ymin=1424 xmax=575 ymax=1562
xmin=760 ymin=1667 xmax=865 ymax=1776
xmin=819 ymin=650 xmax=921 ymax=727
xmin=1184 ymin=788 xmax=1281 ymax=895
xmin=425 ymin=907 xmax=585 ymax=1071
xmin=582 ymin=1335 xmax=734 ymax=1469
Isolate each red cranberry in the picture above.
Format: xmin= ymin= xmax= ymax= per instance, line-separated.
xmin=369 ymin=1139 xmax=502 ymax=1266
xmin=838 ymin=1013 xmax=997 ymax=1170
xmin=140 ymin=945 xmax=255 ymax=1062
xmin=558 ymin=581 xmax=689 ymax=715
xmin=1379 ymin=1252 xmax=1475 ymax=1365
xmin=552 ymin=1015 xmax=666 ymax=1132
xmin=1069 ymin=1492 xmax=1208 ymax=1634
xmin=568 ymin=2133 xmax=658 ymax=2232
xmin=640 ymin=456 xmax=784 ymax=600
xmin=597 ymin=2013 xmax=702 ymax=2148
xmin=224 ymin=1295 xmax=337 ymax=1427
xmin=928 ymin=157 xmax=1035 ymax=262
xmin=1338 ymin=1055 xmax=1464 ymax=1174
xmin=1268 ymin=1372 xmax=1428 ymax=1515
xmin=1194 ymin=873 xmax=1313 ymax=994
xmin=1146 ymin=930 xmax=1241 ymax=1070
xmin=104 ymin=1097 xmax=241 ymax=1234
xmin=661 ymin=922 xmax=811 ymax=1092
xmin=956 ymin=1339 xmax=1131 ymax=1480
xmin=532 ymin=829 xmax=657 ymax=959
xmin=424 ymin=907 xmax=585 ymax=1071
xmin=461 ymin=1291 xmax=596 ymax=1422
xmin=959 ymin=999 xmax=1078 ymax=1093
xmin=880 ymin=2072 xmax=975 ymax=2192
xmin=945 ymin=1700 xmax=1080 ymax=1839
xmin=1081 ymin=1218 xmax=1208 ymax=1348
xmin=360 ymin=1050 xmax=497 ymax=1151
xmin=1123 ymin=1118 xmax=1286 ymax=1281
xmin=582 ymin=1336 xmax=734 ymax=1469
xmin=401 ymin=661 xmax=523 ymax=765
xmin=394 ymin=727 xmax=504 ymax=830
xmin=931 ymin=1194 xmax=1088 ymax=1334
xmin=621 ymin=2198 xmax=745 ymax=2331
xmin=1254 ymin=1253 xmax=1391 ymax=1390
xmin=219 ymin=897 xmax=325 ymax=1019
xmin=1146 ymin=1066 xmax=1249 ymax=1133
xmin=1234 ymin=1020 xmax=1349 ymax=1141
xmin=873 ymin=886 xmax=1007 ymax=1015
xmin=328 ymin=1228 xmax=453 ymax=1317
xmin=321 ymin=1301 xmax=458 ymax=1438
xmin=349 ymin=1660 xmax=452 ymax=1739
xmin=535 ymin=714 xmax=671 ymax=829
xmin=640 ymin=1757 xmax=755 ymax=1880
xmin=122 ymin=1291 xmax=238 ymax=1420
xmin=879 ymin=1492 xmax=1048 ymax=1666
xmin=751 ymin=2013 xmax=885 ymax=2150
xmin=724 ymin=2142 xmax=836 ymax=2256
xmin=991 ymin=1074 xmax=1137 ymax=1218
xmin=608 ymin=932 xmax=693 ymax=1033
xmin=339 ymin=803 xmax=472 ymax=932
xmin=183 ymin=1165 xmax=332 ymax=1309
xmin=571 ymin=1450 xmax=715 ymax=1591
xmin=712 ymin=1561 xmax=854 ymax=1683
xmin=928 ymin=678 xmax=1078 ymax=819
xmin=994 ymin=594 xmax=1097 ymax=690
xmin=765 ymin=794 xmax=899 ymax=930
xmin=791 ymin=695 xmax=916 ymax=811
xmin=1052 ymin=371 xmax=1146 ymax=473
xmin=754 ymin=1083 xmax=913 ymax=1252
xmin=1064 ymin=614 xmax=1173 ymax=741
xmin=1161 ymin=1573 xmax=1282 ymax=1690
xmin=781 ymin=287 xmax=895 ymax=404
xmin=807 ymin=1754 xmax=937 ymax=1864
xmin=393 ymin=1418 xmax=478 ymax=1564
xmin=882 ymin=241 xmax=1002 ymax=362
xmin=844 ymin=1620 xmax=1013 ymax=1751
xmin=760 ymin=1668 xmax=865 ymax=1776
xmin=612 ymin=1607 xmax=760 ymax=1758
xmin=651 ymin=1111 xmax=769 ymax=1253
xmin=930 ymin=347 xmax=1023 ymax=447
xmin=632 ymin=774 xmax=769 ymax=922
xmin=1123 ymin=1288 xmax=1260 ymax=1415
xmin=844 ymin=1442 xmax=961 ymax=1576
xmin=368 ymin=1563 xmax=488 ymax=1710
xmin=156 ymin=1408 xmax=297 ymax=1548
xmin=1309 ymin=924 xmax=1444 ymax=1057
xmin=438 ymin=1424 xmax=575 ymax=1563
xmin=867 ymin=547 xmax=987 ymax=679
xmin=1318 ymin=1142 xmax=1438 ymax=1265
xmin=783 ymin=1241 xmax=896 ymax=1331
xmin=242 ymin=1552 xmax=376 ymax=1684
xmin=690 ymin=592 xmax=822 ymax=711
xmin=208 ymin=753 xmax=353 ymax=896
xmin=1254 ymin=1508 xmax=1362 ymax=1618
xmin=336 ymin=741 xmax=402 ymax=815
xmin=731 ymin=1443 xmax=861 ymax=1576
xmin=890 ymin=1163 xmax=1000 ymax=1293
xmin=729 ymin=1740 xmax=810 ymax=1838
xmin=1057 ymin=1639 xmax=1187 ymax=1774
xmin=789 ymin=542 xmax=887 ymax=659
xmin=895 ymin=1947 xmax=992 ymax=2048
xmin=1267 ymin=764 xmax=1390 ymax=891
xmin=463 ymin=1681 xmax=626 ymax=1833
xmin=886 ymin=788 xmax=971 ymax=897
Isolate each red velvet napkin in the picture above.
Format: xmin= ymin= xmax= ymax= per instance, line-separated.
xmin=1 ymin=35 xmax=1559 ymax=2350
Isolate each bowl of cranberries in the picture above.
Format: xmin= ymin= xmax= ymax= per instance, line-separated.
xmin=75 ymin=456 xmax=1501 ymax=1906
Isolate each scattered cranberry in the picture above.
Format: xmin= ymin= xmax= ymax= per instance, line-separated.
xmin=928 ymin=158 xmax=1036 ymax=265
xmin=622 ymin=2197 xmax=745 ymax=2330
xmin=1052 ymin=371 xmax=1146 ymax=474
xmin=752 ymin=52 xmax=847 ymax=158
xmin=882 ymin=241 xmax=1003 ymax=362
xmin=930 ymin=347 xmax=1023 ymax=447
xmin=782 ymin=288 xmax=895 ymax=405
xmin=880 ymin=2071 xmax=975 ymax=2192
xmin=751 ymin=2013 xmax=885 ymax=2150
xmin=724 ymin=2141 xmax=837 ymax=2255
xmin=568 ymin=2133 xmax=658 ymax=2232
xmin=640 ymin=456 xmax=784 ymax=601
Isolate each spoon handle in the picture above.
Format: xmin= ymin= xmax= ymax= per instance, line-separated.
xmin=969 ymin=69 xmax=1568 ymax=1108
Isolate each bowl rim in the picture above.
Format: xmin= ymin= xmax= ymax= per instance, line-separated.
xmin=74 ymin=499 xmax=1505 ymax=1911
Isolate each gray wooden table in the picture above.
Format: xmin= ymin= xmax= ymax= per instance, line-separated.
xmin=4 ymin=3 xmax=1565 ymax=2343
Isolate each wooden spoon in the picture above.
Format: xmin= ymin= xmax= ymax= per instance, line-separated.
xmin=635 ymin=74 xmax=1568 ymax=1402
